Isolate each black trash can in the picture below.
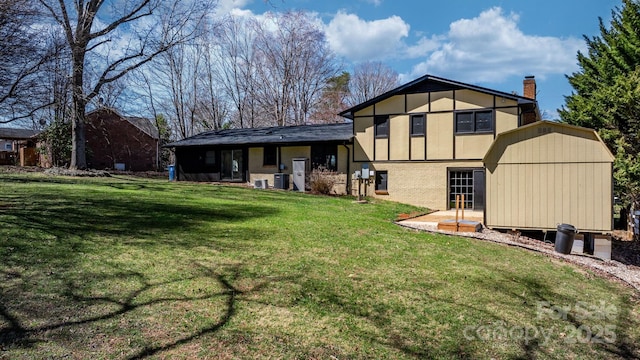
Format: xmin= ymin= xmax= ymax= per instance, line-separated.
xmin=555 ymin=224 xmax=577 ymax=254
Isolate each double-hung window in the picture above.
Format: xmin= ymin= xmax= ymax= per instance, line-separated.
xmin=374 ymin=115 xmax=389 ymax=138
xmin=410 ymin=114 xmax=425 ymax=136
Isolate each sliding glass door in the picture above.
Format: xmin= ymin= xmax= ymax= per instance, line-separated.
xmin=221 ymin=149 xmax=243 ymax=181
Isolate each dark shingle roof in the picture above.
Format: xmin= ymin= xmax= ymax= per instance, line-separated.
xmin=0 ymin=128 xmax=41 ymax=140
xmin=125 ymin=116 xmax=159 ymax=139
xmin=85 ymin=108 xmax=159 ymax=139
xmin=165 ymin=123 xmax=353 ymax=148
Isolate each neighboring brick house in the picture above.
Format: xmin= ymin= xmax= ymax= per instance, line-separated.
xmin=0 ymin=128 xmax=41 ymax=166
xmin=85 ymin=108 xmax=159 ymax=171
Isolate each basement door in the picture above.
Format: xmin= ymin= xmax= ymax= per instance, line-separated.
xmin=448 ymin=168 xmax=485 ymax=211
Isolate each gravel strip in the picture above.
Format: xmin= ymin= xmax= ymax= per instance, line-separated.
xmin=398 ymin=220 xmax=640 ymax=293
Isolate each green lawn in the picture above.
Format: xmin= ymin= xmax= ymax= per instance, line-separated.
xmin=0 ymin=172 xmax=638 ymax=359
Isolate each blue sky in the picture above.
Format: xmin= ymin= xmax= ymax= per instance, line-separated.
xmin=218 ymin=0 xmax=622 ymax=119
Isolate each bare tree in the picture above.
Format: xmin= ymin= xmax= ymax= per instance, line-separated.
xmin=38 ymin=0 xmax=214 ymax=169
xmin=348 ymin=61 xmax=399 ymax=105
xmin=309 ymin=72 xmax=350 ymax=124
xmin=213 ymin=15 xmax=259 ymax=128
xmin=194 ymin=20 xmax=229 ymax=131
xmin=253 ymin=11 xmax=340 ymax=126
xmin=0 ymin=0 xmax=61 ymax=125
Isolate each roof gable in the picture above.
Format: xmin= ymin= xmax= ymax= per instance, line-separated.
xmin=339 ymin=74 xmax=536 ymax=119
xmin=86 ymin=108 xmax=159 ymax=139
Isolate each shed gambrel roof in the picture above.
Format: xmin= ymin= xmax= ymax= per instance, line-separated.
xmin=483 ymin=120 xmax=615 ymax=166
xmin=165 ymin=123 xmax=353 ymax=148
xmin=339 ymin=74 xmax=537 ymax=119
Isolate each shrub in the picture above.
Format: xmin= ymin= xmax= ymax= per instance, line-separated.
xmin=309 ymin=166 xmax=337 ymax=195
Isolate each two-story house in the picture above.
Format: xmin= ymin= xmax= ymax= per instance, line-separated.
xmin=167 ymin=74 xmax=613 ymax=235
xmin=339 ymin=74 xmax=540 ymax=211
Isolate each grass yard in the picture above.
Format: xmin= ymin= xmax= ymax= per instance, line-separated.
xmin=0 ymin=172 xmax=639 ymax=359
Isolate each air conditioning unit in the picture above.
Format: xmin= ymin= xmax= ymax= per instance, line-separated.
xmin=254 ymin=179 xmax=268 ymax=189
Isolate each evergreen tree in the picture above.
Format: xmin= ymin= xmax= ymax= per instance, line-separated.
xmin=560 ymin=0 xmax=640 ymax=209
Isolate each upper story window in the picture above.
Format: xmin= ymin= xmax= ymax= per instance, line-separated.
xmin=455 ymin=110 xmax=493 ymax=134
xmin=263 ymin=145 xmax=277 ymax=166
xmin=411 ymin=114 xmax=425 ymax=136
xmin=374 ymin=115 xmax=389 ymax=138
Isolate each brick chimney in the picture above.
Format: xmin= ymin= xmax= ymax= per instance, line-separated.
xmin=521 ymin=75 xmax=538 ymax=125
xmin=523 ymin=75 xmax=536 ymax=99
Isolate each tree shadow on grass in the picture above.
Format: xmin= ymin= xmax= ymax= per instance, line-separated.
xmin=0 ymin=177 xmax=279 ymax=268
xmin=292 ymin=265 xmax=640 ymax=359
xmin=0 ymin=262 xmax=298 ymax=359
xmin=468 ymin=271 xmax=640 ymax=359
xmin=0 ymin=176 xmax=291 ymax=357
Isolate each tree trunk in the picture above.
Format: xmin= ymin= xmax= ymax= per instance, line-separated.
xmin=70 ymin=104 xmax=87 ymax=169
xmin=70 ymin=49 xmax=87 ymax=169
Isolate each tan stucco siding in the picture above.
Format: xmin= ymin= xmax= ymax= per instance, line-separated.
xmin=495 ymin=107 xmax=519 ymax=135
xmin=248 ymin=147 xmax=278 ymax=174
xmin=410 ymin=137 xmax=426 ymax=160
xmin=486 ymin=162 xmax=612 ymax=231
xmin=455 ymin=90 xmax=494 ymax=110
xmin=455 ymin=134 xmax=494 ymax=159
xmin=376 ymin=95 xmax=405 ymax=114
xmin=354 ymin=117 xmax=373 ymax=161
xmin=356 ymin=105 xmax=374 ymax=116
xmin=430 ymin=91 xmax=454 ymax=111
xmin=351 ymin=89 xmax=524 ymax=163
xmin=375 ymin=138 xmax=389 ymax=160
xmin=407 ymin=93 xmax=428 ymax=113
xmin=426 ymin=113 xmax=453 ymax=159
xmin=251 ymin=145 xmax=351 ymax=193
xmin=281 ymin=146 xmax=311 ymax=170
xmin=389 ymin=115 xmax=409 ymax=160
xmin=337 ymin=145 xmax=350 ymax=173
xmin=356 ymin=161 xmax=483 ymax=210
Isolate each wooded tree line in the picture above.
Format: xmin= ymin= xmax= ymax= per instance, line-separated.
xmin=0 ymin=0 xmax=399 ymax=168
xmin=560 ymin=0 xmax=640 ymax=210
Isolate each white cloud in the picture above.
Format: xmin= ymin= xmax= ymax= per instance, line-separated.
xmin=409 ymin=7 xmax=585 ymax=83
xmin=214 ymin=0 xmax=253 ymax=18
xmin=362 ymin=0 xmax=383 ymax=6
xmin=405 ymin=35 xmax=442 ymax=58
xmin=325 ymin=11 xmax=410 ymax=62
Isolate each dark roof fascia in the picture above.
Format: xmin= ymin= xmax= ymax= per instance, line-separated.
xmin=339 ymin=74 xmax=537 ymax=119
xmin=169 ymin=139 xmax=349 ymax=149
xmin=164 ymin=123 xmax=353 ymax=148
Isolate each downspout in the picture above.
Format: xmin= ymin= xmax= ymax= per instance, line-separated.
xmin=342 ymin=142 xmax=350 ymax=194
xmin=277 ymin=145 xmax=282 ymax=172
